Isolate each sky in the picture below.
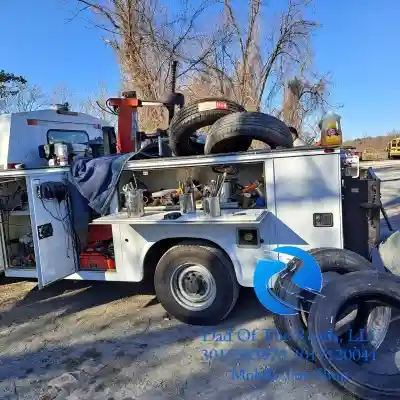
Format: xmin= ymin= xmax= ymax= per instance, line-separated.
xmin=1 ymin=0 xmax=400 ymax=139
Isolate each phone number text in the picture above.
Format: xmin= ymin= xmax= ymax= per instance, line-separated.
xmin=201 ymin=347 xmax=376 ymax=362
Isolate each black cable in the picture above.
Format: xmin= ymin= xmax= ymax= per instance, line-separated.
xmin=40 ymin=197 xmax=68 ymax=222
xmin=105 ymin=99 xmax=119 ymax=115
xmin=38 ymin=180 xmax=81 ymax=271
xmin=97 ymin=100 xmax=118 ymax=116
xmin=64 ymin=179 xmax=82 ymax=271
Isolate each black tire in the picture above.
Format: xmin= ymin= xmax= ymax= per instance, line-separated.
xmin=273 ymin=248 xmax=391 ymax=359
xmin=308 ymin=271 xmax=400 ymax=400
xmin=168 ymin=98 xmax=246 ymax=156
xmin=204 ymin=112 xmax=293 ymax=155
xmin=154 ymin=242 xmax=239 ymax=325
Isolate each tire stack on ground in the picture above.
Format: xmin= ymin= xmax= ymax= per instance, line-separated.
xmin=168 ymin=98 xmax=293 ymax=156
xmin=273 ymin=247 xmax=400 ymax=400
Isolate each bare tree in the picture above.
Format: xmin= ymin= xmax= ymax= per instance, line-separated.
xmin=70 ymin=0 xmax=334 ymax=137
xmin=280 ymin=75 xmax=328 ymax=141
xmin=189 ymin=0 xmax=320 ymax=112
xmin=79 ymin=81 xmax=117 ymax=125
xmin=0 ymin=83 xmax=47 ymax=113
xmin=51 ymin=83 xmax=74 ymax=105
xmin=72 ymin=0 xmax=228 ymax=130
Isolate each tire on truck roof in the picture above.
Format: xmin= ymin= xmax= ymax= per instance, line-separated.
xmin=204 ymin=111 xmax=293 ymax=155
xmin=273 ymin=247 xmax=391 ymax=359
xmin=168 ymin=98 xmax=246 ymax=156
xmin=154 ymin=241 xmax=239 ymax=325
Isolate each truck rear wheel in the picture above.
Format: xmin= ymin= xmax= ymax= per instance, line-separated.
xmin=154 ymin=243 xmax=239 ymax=325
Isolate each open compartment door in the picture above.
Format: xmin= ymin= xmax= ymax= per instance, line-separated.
xmin=27 ymin=174 xmax=78 ymax=288
xmin=0 ymin=213 xmax=5 ymax=273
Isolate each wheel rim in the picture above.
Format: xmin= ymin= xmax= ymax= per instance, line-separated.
xmin=170 ymin=263 xmax=217 ymax=311
xmin=299 ymin=271 xmax=391 ymax=349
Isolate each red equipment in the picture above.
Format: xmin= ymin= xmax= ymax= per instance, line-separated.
xmin=79 ymin=95 xmax=141 ymax=271
xmin=108 ymin=95 xmax=141 ymax=153
xmin=79 ymin=240 xmax=115 ymax=271
xmin=80 ymin=253 xmax=115 ymax=270
xmin=79 ymin=61 xmax=182 ymax=271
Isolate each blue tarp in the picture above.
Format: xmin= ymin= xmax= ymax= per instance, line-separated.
xmin=69 ymin=152 xmax=135 ymax=215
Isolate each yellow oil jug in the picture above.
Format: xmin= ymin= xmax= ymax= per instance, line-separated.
xmin=319 ymin=111 xmax=342 ymax=146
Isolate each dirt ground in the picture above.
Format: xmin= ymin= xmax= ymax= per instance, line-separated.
xmin=0 ymin=160 xmax=399 ymax=400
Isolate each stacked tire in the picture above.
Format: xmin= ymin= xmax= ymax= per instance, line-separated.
xmin=168 ymin=98 xmax=246 ymax=156
xmin=273 ymin=247 xmax=400 ymax=400
xmin=204 ymin=112 xmax=293 ymax=154
xmin=168 ymin=98 xmax=293 ymax=156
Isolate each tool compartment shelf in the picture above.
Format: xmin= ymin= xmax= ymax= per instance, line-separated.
xmin=116 ymin=161 xmax=266 ymax=213
xmin=0 ymin=176 xmax=35 ymax=270
xmin=92 ymin=209 xmax=268 ymax=225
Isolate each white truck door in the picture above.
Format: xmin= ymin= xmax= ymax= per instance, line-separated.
xmin=27 ymin=173 xmax=78 ymax=288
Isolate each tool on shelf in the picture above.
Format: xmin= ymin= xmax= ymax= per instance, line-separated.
xmin=179 ymin=176 xmax=196 ymax=214
xmin=201 ymin=172 xmax=226 ymax=218
xmin=204 ymin=171 xmax=227 ymax=198
xmin=216 ymin=171 xmax=227 ymax=197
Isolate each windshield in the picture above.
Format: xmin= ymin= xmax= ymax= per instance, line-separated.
xmin=47 ymin=129 xmax=89 ymax=145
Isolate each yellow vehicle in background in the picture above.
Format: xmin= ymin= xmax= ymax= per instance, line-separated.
xmin=387 ymin=138 xmax=400 ymax=159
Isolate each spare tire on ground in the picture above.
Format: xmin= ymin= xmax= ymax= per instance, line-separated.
xmin=168 ymin=98 xmax=246 ymax=156
xmin=204 ymin=112 xmax=293 ymax=155
xmin=308 ymin=271 xmax=400 ymax=400
xmin=273 ymin=248 xmax=392 ymax=360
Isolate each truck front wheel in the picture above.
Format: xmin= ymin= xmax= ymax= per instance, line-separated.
xmin=154 ymin=243 xmax=239 ymax=325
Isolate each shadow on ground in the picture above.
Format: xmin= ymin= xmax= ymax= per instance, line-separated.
xmin=0 ymin=277 xmax=154 ymax=327
xmin=0 ymin=282 xmax=283 ymax=399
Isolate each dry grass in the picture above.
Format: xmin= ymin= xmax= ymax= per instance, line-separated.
xmin=343 ymin=132 xmax=400 ymax=160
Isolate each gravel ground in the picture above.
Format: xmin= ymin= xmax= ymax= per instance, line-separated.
xmin=0 ymin=160 xmax=399 ymax=400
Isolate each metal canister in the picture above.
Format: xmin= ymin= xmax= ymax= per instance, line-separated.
xmin=125 ymin=189 xmax=145 ymax=217
xmin=54 ymin=143 xmax=69 ymax=166
xmin=220 ymin=181 xmax=232 ymax=203
xmin=179 ymin=193 xmax=196 ymax=214
xmin=203 ymin=196 xmax=221 ymax=218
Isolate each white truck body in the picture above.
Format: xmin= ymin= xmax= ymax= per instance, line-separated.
xmin=0 ymin=147 xmax=344 ymax=288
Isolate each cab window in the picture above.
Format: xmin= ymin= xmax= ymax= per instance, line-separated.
xmin=47 ymin=129 xmax=89 ymax=145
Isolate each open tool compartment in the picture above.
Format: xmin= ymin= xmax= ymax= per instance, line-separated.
xmin=0 ymin=176 xmax=34 ymax=273
xmin=117 ymin=160 xmax=266 ymax=213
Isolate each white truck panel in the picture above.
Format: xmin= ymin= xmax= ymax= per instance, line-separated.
xmin=98 ymin=152 xmax=343 ymax=287
xmin=273 ymin=152 xmax=343 ymax=249
xmin=0 ymin=149 xmax=344 ymax=288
